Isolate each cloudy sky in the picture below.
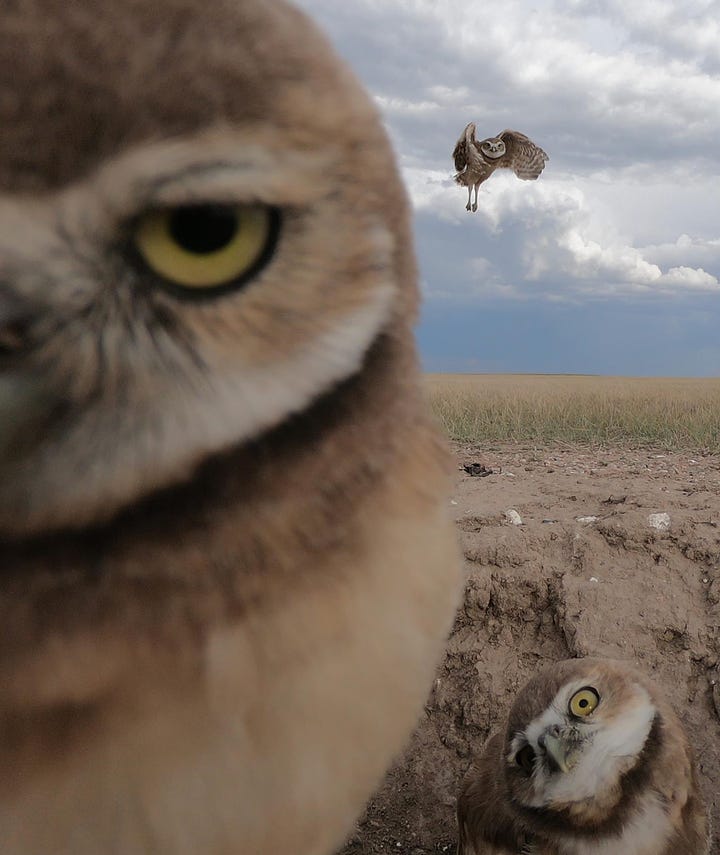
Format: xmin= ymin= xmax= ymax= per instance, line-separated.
xmin=296 ymin=0 xmax=720 ymax=375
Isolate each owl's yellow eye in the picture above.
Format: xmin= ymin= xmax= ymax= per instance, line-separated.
xmin=133 ymin=204 xmax=278 ymax=293
xmin=569 ymin=687 xmax=600 ymax=717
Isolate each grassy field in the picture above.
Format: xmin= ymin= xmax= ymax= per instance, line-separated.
xmin=426 ymin=374 xmax=720 ymax=450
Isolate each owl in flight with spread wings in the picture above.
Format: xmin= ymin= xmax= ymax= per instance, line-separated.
xmin=453 ymin=123 xmax=548 ymax=211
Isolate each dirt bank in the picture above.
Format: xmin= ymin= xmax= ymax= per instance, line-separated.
xmin=340 ymin=442 xmax=720 ymax=854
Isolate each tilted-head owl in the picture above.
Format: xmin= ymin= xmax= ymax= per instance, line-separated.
xmin=457 ymin=658 xmax=709 ymax=854
xmin=0 ymin=2 xmax=461 ymax=853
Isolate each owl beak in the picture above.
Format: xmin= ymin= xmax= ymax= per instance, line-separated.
xmin=539 ymin=729 xmax=573 ymax=774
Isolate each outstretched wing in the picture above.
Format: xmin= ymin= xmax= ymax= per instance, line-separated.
xmin=453 ymin=134 xmax=469 ymax=172
xmin=497 ymin=130 xmax=548 ymax=180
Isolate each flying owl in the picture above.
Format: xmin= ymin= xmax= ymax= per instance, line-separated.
xmin=452 ymin=123 xmax=548 ymax=211
xmin=456 ymin=659 xmax=709 ymax=854
xmin=0 ymin=2 xmax=461 ymax=854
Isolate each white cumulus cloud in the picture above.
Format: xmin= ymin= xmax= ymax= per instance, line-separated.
xmin=297 ymin=0 xmax=720 ymax=303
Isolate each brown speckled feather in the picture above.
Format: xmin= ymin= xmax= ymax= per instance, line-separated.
xmin=494 ymin=130 xmax=549 ymax=180
xmin=453 ymin=137 xmax=470 ymax=173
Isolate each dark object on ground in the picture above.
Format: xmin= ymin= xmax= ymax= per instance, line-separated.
xmin=462 ymin=463 xmax=494 ymax=477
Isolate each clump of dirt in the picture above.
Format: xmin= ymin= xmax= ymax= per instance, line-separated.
xmin=339 ymin=443 xmax=720 ymax=854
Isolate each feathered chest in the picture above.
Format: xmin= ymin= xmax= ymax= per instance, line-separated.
xmin=465 ymin=143 xmax=493 ymax=175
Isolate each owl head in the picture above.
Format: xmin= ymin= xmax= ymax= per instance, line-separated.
xmin=503 ymin=659 xmax=659 ymax=824
xmin=480 ymin=137 xmax=506 ymax=159
xmin=0 ymin=0 xmax=417 ymax=538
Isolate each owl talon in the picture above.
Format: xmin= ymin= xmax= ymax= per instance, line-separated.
xmin=471 ymin=203 xmax=477 ymax=212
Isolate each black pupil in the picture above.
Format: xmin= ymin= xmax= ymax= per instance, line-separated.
xmin=169 ymin=206 xmax=238 ymax=255
xmin=579 ymin=699 xmax=589 ymax=708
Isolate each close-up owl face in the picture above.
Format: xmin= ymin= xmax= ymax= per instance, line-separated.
xmin=480 ymin=138 xmax=506 ymax=159
xmin=0 ymin=0 xmax=405 ymax=538
xmin=504 ymin=659 xmax=657 ymax=811
xmin=0 ymin=4 xmax=462 ymax=854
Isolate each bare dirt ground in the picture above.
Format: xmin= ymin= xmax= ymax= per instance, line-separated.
xmin=339 ymin=442 xmax=720 ymax=854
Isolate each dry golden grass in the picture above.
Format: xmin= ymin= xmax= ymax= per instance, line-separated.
xmin=426 ymin=374 xmax=720 ymax=450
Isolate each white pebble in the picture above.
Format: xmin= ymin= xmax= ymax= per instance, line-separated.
xmin=505 ymin=509 xmax=523 ymax=526
xmin=576 ymin=515 xmax=599 ymax=524
xmin=648 ymin=512 xmax=670 ymax=531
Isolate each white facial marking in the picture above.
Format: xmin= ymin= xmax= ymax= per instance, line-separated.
xmin=6 ymin=281 xmax=395 ymax=533
xmin=482 ymin=139 xmax=505 ymax=159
